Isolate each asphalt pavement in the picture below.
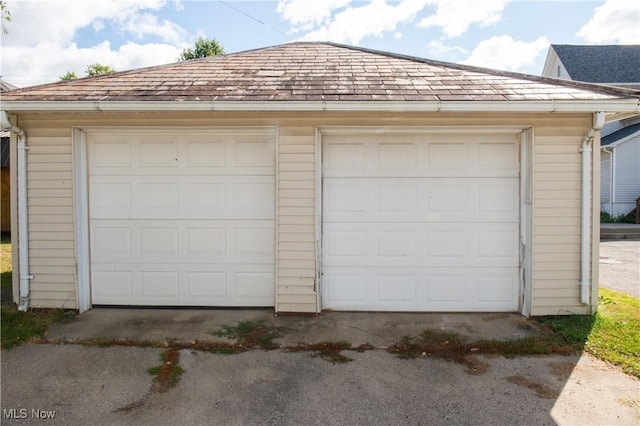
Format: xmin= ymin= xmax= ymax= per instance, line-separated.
xmin=599 ymin=240 xmax=640 ymax=298
xmin=2 ymin=344 xmax=638 ymax=426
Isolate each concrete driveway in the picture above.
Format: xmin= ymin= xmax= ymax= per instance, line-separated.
xmin=2 ymin=310 xmax=639 ymax=425
xmin=599 ymin=240 xmax=640 ymax=298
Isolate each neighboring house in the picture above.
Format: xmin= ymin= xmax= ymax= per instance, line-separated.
xmin=0 ymin=79 xmax=17 ymax=92
xmin=0 ymin=79 xmax=16 ymax=233
xmin=600 ymin=122 xmax=640 ymax=216
xmin=542 ymin=44 xmax=640 ymax=90
xmin=1 ymin=42 xmax=639 ymax=317
xmin=542 ymin=44 xmax=640 ymax=216
xmin=0 ymin=130 xmax=9 ymax=232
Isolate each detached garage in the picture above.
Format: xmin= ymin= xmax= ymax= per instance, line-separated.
xmin=2 ymin=42 xmax=639 ymax=316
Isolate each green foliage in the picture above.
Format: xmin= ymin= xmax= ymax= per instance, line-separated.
xmin=60 ymin=71 xmax=78 ymax=81
xmin=86 ymin=63 xmax=116 ymax=76
xmin=211 ymin=320 xmax=286 ymax=349
xmin=1 ymin=233 xmax=11 ymax=289
xmin=179 ymin=36 xmax=225 ymax=61
xmin=601 ymin=211 xmax=635 ymax=224
xmin=1 ymin=305 xmax=73 ymax=349
xmin=1 ymin=0 xmax=11 ymax=35
xmin=545 ymin=288 xmax=640 ymax=377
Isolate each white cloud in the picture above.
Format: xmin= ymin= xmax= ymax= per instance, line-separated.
xmin=0 ymin=0 xmax=189 ymax=87
xmin=2 ymin=0 xmax=172 ymax=47
xmin=121 ymin=12 xmax=187 ymax=44
xmin=577 ymin=0 xmax=640 ymax=43
xmin=462 ymin=35 xmax=549 ymax=72
xmin=426 ymin=40 xmax=468 ymax=58
xmin=418 ymin=0 xmax=510 ymax=38
xmin=276 ymin=0 xmax=511 ymax=45
xmin=297 ymin=0 xmax=430 ymax=45
xmin=276 ymin=0 xmax=352 ymax=31
xmin=1 ymin=40 xmax=182 ymax=87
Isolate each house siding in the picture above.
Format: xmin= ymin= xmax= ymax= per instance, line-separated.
xmin=600 ymin=150 xmax=611 ymax=210
xmin=277 ymin=127 xmax=317 ymax=313
xmin=13 ymin=112 xmax=595 ymax=315
xmin=614 ymin=136 xmax=640 ymax=206
xmin=22 ymin=130 xmax=76 ymax=309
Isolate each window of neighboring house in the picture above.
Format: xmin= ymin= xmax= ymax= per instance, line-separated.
xmin=557 ymin=65 xmax=561 ymax=77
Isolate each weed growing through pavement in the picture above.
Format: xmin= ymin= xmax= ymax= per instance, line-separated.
xmin=210 ymin=320 xmax=288 ymax=350
xmin=148 ymin=348 xmax=184 ymax=392
xmin=286 ymin=341 xmax=354 ymax=363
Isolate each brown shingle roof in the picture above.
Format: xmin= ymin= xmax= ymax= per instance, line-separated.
xmin=2 ymin=42 xmax=639 ymax=103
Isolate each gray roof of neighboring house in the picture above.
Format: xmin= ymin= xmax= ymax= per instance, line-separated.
xmin=552 ymin=44 xmax=640 ymax=84
xmin=2 ymin=42 xmax=638 ymax=103
xmin=601 ymin=122 xmax=640 ymax=146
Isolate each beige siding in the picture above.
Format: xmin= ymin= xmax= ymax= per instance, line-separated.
xmin=14 ymin=111 xmax=596 ymax=314
xmin=24 ymin=131 xmax=76 ymax=309
xmin=531 ymin=120 xmax=592 ymax=316
xmin=276 ymin=127 xmax=317 ymax=312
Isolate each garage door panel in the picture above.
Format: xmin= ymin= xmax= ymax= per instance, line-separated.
xmin=139 ymin=140 xmax=178 ymax=168
xmin=478 ymin=141 xmax=519 ymax=172
xmin=91 ymin=176 xmax=274 ymax=219
xmin=377 ymin=142 xmax=420 ymax=171
xmin=92 ymin=271 xmax=132 ymax=299
xmin=323 ymin=267 xmax=518 ymax=311
xmin=90 ymin=133 xmax=275 ymax=176
xmin=323 ymin=222 xmax=518 ymax=268
xmin=184 ymin=141 xmax=226 ymax=167
xmin=139 ymin=271 xmax=179 ymax=298
xmin=89 ymin=131 xmax=275 ymax=307
xmin=91 ymin=220 xmax=274 ymax=264
xmin=323 ymin=134 xmax=519 ymax=178
xmin=322 ymin=131 xmax=520 ymax=312
xmin=324 ymin=177 xmax=517 ymax=223
xmin=91 ymin=263 xmax=275 ymax=306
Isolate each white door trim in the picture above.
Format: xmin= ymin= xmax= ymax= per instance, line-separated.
xmin=520 ymin=128 xmax=534 ymax=316
xmin=73 ymin=128 xmax=91 ymax=313
xmin=315 ymin=128 xmax=323 ymax=312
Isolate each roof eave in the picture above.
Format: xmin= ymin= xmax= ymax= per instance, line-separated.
xmin=1 ymin=99 xmax=639 ymax=116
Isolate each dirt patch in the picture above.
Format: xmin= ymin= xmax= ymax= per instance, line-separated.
xmin=286 ymin=341 xmax=354 ymax=363
xmin=507 ymin=375 xmax=559 ymax=399
xmin=550 ymin=362 xmax=575 ymax=380
xmin=482 ymin=314 xmax=510 ymax=321
xmin=387 ymin=328 xmax=579 ymax=375
xmin=210 ymin=321 xmax=287 ymax=350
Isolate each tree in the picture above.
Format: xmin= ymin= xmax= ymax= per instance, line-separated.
xmin=60 ymin=71 xmax=78 ymax=81
xmin=1 ymin=0 xmax=10 ymax=35
xmin=179 ymin=36 xmax=225 ymax=61
xmin=86 ymin=63 xmax=116 ymax=76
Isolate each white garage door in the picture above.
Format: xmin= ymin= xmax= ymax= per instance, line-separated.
xmin=322 ymin=131 xmax=520 ymax=311
xmin=88 ymin=130 xmax=275 ymax=306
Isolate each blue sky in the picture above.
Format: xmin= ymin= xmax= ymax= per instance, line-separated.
xmin=1 ymin=0 xmax=638 ymax=87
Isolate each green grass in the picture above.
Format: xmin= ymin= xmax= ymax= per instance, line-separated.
xmin=211 ymin=321 xmax=287 ymax=350
xmin=600 ymin=211 xmax=635 ymax=224
xmin=1 ymin=304 xmax=73 ymax=349
xmin=546 ymin=288 xmax=640 ymax=378
xmin=1 ymin=233 xmax=12 ymax=289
